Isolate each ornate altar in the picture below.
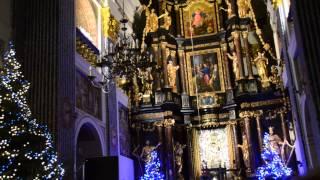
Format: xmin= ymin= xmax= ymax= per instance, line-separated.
xmin=121 ymin=0 xmax=297 ymax=179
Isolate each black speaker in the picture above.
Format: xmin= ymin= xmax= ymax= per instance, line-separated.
xmin=85 ymin=157 xmax=118 ymax=180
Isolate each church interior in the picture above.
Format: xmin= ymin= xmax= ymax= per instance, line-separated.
xmin=1 ymin=0 xmax=320 ymax=179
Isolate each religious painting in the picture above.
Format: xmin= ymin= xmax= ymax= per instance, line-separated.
xmin=182 ymin=0 xmax=219 ymax=38
xmin=199 ymin=128 xmax=231 ymax=169
xmin=75 ymin=70 xmax=102 ymax=120
xmin=186 ymin=49 xmax=225 ymax=97
xmin=119 ymin=104 xmax=131 ymax=157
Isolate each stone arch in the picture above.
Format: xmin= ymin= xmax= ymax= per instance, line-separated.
xmin=74 ymin=117 xmax=106 ymax=179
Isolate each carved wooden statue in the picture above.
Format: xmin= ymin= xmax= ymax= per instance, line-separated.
xmin=252 ymin=52 xmax=270 ymax=87
xmin=268 ymin=126 xmax=293 ymax=162
xmin=237 ymin=0 xmax=250 ymax=18
xmin=140 ymin=140 xmax=161 ymax=163
xmin=238 ymin=134 xmax=250 ymax=168
xmin=138 ymin=67 xmax=153 ymax=96
xmin=227 ymin=51 xmax=240 ymax=80
xmin=167 ymin=60 xmax=179 ymax=88
xmin=158 ymin=9 xmax=172 ymax=30
xmin=174 ymin=142 xmax=186 ymax=178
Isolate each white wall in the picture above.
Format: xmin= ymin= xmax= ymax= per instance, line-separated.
xmin=119 ymin=155 xmax=135 ymax=180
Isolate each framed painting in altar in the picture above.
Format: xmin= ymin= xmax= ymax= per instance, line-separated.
xmin=119 ymin=104 xmax=131 ymax=157
xmin=186 ymin=48 xmax=225 ymax=97
xmin=198 ymin=127 xmax=235 ymax=170
xmin=182 ymin=0 xmax=219 ymax=38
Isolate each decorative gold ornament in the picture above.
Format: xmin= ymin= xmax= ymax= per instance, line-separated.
xmin=163 ymin=118 xmax=175 ymax=127
xmin=220 ymin=0 xmax=234 ymax=18
xmin=237 ymin=0 xmax=250 ymax=18
xmin=158 ymin=9 xmax=172 ymax=30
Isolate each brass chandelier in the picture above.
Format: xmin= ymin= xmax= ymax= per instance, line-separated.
xmin=88 ymin=1 xmax=154 ymax=93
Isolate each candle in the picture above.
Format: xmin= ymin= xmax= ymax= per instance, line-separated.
xmin=89 ymin=66 xmax=93 ymax=76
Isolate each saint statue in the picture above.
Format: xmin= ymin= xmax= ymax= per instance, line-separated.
xmin=140 ymin=140 xmax=161 ymax=163
xmin=174 ymin=142 xmax=186 ymax=178
xmin=167 ymin=60 xmax=179 ymax=88
xmin=220 ymin=0 xmax=234 ymax=18
xmin=158 ymin=9 xmax=172 ymax=30
xmin=227 ymin=51 xmax=240 ymax=80
xmin=252 ymin=52 xmax=270 ymax=87
xmin=238 ymin=134 xmax=250 ymax=168
xmin=149 ymin=9 xmax=159 ymax=33
xmin=237 ymin=0 xmax=250 ymax=18
xmin=138 ymin=67 xmax=153 ymax=96
xmin=268 ymin=126 xmax=293 ymax=162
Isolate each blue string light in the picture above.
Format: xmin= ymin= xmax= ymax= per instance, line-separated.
xmin=0 ymin=43 xmax=64 ymax=179
xmin=140 ymin=150 xmax=165 ymax=180
xmin=256 ymin=133 xmax=292 ymax=180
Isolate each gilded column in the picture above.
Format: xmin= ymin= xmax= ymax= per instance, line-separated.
xmin=161 ymin=41 xmax=169 ymax=88
xmin=231 ymin=122 xmax=240 ymax=168
xmin=189 ymin=127 xmax=201 ymax=179
xmin=164 ymin=118 xmax=175 ymax=180
xmin=232 ymin=31 xmax=244 ymax=80
xmin=221 ymin=42 xmax=232 ymax=90
xmin=239 ymin=111 xmax=254 ymax=173
xmin=242 ymin=31 xmax=254 ymax=79
xmin=254 ymin=110 xmax=263 ymax=151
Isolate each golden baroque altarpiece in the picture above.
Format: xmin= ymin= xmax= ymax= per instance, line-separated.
xmin=103 ymin=0 xmax=296 ymax=179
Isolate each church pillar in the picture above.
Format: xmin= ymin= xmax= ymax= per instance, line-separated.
xmin=221 ymin=42 xmax=232 ymax=90
xmin=232 ymin=31 xmax=244 ymax=80
xmin=242 ymin=30 xmax=254 ymax=79
xmin=164 ymin=118 xmax=175 ymax=179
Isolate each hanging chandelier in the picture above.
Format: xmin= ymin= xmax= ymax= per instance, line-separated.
xmin=88 ymin=1 xmax=155 ymax=93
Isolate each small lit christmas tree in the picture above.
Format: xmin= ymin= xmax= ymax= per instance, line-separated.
xmin=256 ymin=133 xmax=292 ymax=180
xmin=140 ymin=150 xmax=165 ymax=180
xmin=0 ymin=43 xmax=64 ymax=179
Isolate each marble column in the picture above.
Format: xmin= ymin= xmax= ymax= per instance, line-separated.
xmin=154 ymin=121 xmax=165 ymax=168
xmin=279 ymin=109 xmax=288 ymax=141
xmin=174 ymin=3 xmax=181 ymax=35
xmin=161 ymin=41 xmax=169 ymax=88
xmin=232 ymin=31 xmax=244 ymax=80
xmin=242 ymin=31 xmax=254 ymax=79
xmin=164 ymin=119 xmax=175 ymax=180
xmin=231 ymin=122 xmax=240 ymax=168
xmin=254 ymin=110 xmax=264 ymax=151
xmin=240 ymin=111 xmax=254 ymax=173
xmin=152 ymin=42 xmax=162 ymax=91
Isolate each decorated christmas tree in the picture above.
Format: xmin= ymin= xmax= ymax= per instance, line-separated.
xmin=140 ymin=150 xmax=165 ymax=180
xmin=0 ymin=43 xmax=64 ymax=179
xmin=256 ymin=133 xmax=292 ymax=180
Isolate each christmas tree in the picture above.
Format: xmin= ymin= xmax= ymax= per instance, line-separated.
xmin=0 ymin=43 xmax=64 ymax=179
xmin=256 ymin=133 xmax=292 ymax=180
xmin=140 ymin=150 xmax=165 ymax=180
